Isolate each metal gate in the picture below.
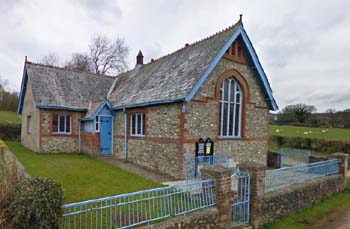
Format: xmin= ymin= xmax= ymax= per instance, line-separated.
xmin=280 ymin=148 xmax=310 ymax=168
xmin=231 ymin=167 xmax=250 ymax=227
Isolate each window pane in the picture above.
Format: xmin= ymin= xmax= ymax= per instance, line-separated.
xmin=224 ymin=80 xmax=229 ymax=101
xmin=95 ymin=116 xmax=99 ymax=131
xmin=53 ymin=115 xmax=58 ymax=132
xmin=137 ymin=114 xmax=142 ymax=135
xmin=219 ymin=102 xmax=223 ymax=135
xmin=59 ymin=115 xmax=65 ymax=132
xmin=236 ymin=93 xmax=241 ymax=104
xmin=234 ymin=104 xmax=241 ymax=136
xmin=66 ymin=116 xmax=71 ymax=133
xmin=222 ymin=103 xmax=228 ymax=135
xmin=131 ymin=115 xmax=136 ymax=135
xmin=230 ymin=80 xmax=236 ymax=102
xmin=229 ymin=103 xmax=234 ymax=136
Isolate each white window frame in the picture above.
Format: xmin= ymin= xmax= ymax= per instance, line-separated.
xmin=95 ymin=116 xmax=100 ymax=132
xmin=130 ymin=113 xmax=144 ymax=137
xmin=27 ymin=115 xmax=32 ymax=134
xmin=219 ymin=77 xmax=242 ymax=138
xmin=53 ymin=114 xmax=71 ymax=135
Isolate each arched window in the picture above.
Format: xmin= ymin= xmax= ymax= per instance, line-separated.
xmin=219 ymin=77 xmax=242 ymax=137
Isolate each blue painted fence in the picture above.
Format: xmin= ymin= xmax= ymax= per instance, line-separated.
xmin=184 ymin=154 xmax=233 ymax=181
xmin=231 ymin=168 xmax=250 ymax=227
xmin=62 ymin=180 xmax=215 ymax=228
xmin=280 ymin=148 xmax=310 ymax=168
xmin=265 ymin=159 xmax=339 ymax=192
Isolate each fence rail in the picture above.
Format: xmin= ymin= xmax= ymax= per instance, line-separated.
xmin=62 ymin=179 xmax=214 ymax=228
xmin=184 ymin=154 xmax=233 ymax=181
xmin=265 ymin=159 xmax=339 ymax=192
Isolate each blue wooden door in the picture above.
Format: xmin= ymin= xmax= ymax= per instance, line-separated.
xmin=100 ymin=116 xmax=112 ymax=155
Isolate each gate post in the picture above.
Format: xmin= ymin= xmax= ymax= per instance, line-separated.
xmin=239 ymin=162 xmax=266 ymax=228
xmin=201 ymin=165 xmax=234 ymax=228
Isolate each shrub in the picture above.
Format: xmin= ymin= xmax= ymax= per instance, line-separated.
xmin=0 ymin=122 xmax=20 ymax=141
xmin=270 ymin=135 xmax=350 ymax=155
xmin=6 ymin=178 xmax=64 ymax=228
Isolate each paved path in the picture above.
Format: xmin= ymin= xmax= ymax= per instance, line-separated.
xmin=98 ymin=157 xmax=177 ymax=183
xmin=2 ymin=146 xmax=30 ymax=178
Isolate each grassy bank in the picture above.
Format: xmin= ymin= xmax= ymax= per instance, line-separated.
xmin=270 ymin=125 xmax=350 ymax=141
xmin=4 ymin=141 xmax=160 ymax=203
xmin=261 ymin=180 xmax=350 ymax=229
xmin=0 ymin=111 xmax=20 ymax=124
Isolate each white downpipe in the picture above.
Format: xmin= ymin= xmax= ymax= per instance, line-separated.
xmin=78 ymin=119 xmax=81 ymax=152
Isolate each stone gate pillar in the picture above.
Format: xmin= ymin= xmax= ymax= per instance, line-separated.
xmin=328 ymin=152 xmax=349 ymax=178
xmin=201 ymin=165 xmax=234 ymax=228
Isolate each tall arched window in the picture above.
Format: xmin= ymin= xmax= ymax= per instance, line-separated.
xmin=219 ymin=77 xmax=242 ymax=137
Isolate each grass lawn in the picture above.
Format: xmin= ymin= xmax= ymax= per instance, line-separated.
xmin=261 ymin=180 xmax=350 ymax=229
xmin=0 ymin=111 xmax=21 ymax=123
xmin=270 ymin=125 xmax=350 ymax=141
xmin=4 ymin=141 xmax=160 ymax=203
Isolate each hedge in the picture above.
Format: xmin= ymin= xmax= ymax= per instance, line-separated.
xmin=5 ymin=178 xmax=64 ymax=228
xmin=270 ymin=135 xmax=350 ymax=155
xmin=0 ymin=122 xmax=20 ymax=141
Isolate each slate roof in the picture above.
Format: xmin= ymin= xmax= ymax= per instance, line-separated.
xmin=25 ymin=63 xmax=114 ymax=110
xmin=18 ymin=19 xmax=278 ymax=115
xmin=107 ymin=22 xmax=241 ymax=108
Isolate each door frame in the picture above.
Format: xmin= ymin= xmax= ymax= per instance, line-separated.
xmin=99 ymin=115 xmax=113 ymax=155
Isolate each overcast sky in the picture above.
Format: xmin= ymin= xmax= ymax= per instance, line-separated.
xmin=0 ymin=0 xmax=349 ymax=112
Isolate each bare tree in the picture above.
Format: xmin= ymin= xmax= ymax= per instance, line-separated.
xmin=65 ymin=53 xmax=92 ymax=72
xmin=89 ymin=35 xmax=129 ymax=74
xmin=282 ymin=104 xmax=317 ymax=123
xmin=40 ymin=52 xmax=60 ymax=66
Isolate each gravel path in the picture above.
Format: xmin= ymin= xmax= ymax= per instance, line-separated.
xmin=98 ymin=157 xmax=177 ymax=183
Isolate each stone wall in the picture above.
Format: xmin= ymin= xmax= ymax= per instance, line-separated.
xmin=139 ymin=207 xmax=222 ymax=229
xmin=244 ymin=153 xmax=348 ymax=228
xmin=40 ymin=110 xmax=83 ymax=152
xmin=81 ymin=132 xmax=100 ymax=156
xmin=21 ymin=80 xmax=40 ymax=152
xmin=113 ymin=104 xmax=184 ymax=178
xmin=255 ymin=174 xmax=345 ymax=226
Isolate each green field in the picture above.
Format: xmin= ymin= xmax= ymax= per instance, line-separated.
xmin=270 ymin=125 xmax=350 ymax=141
xmin=0 ymin=111 xmax=20 ymax=123
xmin=4 ymin=141 xmax=160 ymax=203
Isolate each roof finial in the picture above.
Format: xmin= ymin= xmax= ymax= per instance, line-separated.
xmin=239 ymin=14 xmax=243 ymax=23
xmin=25 ymin=56 xmax=27 ymax=62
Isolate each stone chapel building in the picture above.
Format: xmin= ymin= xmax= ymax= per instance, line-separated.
xmin=17 ymin=18 xmax=278 ymax=178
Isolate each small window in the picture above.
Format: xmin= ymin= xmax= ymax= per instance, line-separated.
xmin=130 ymin=113 xmax=144 ymax=136
xmin=95 ymin=116 xmax=100 ymax=132
xmin=27 ymin=115 xmax=32 ymax=133
xmin=53 ymin=114 xmax=71 ymax=134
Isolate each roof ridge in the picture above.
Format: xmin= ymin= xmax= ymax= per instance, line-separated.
xmin=25 ymin=60 xmax=116 ymax=79
xmin=142 ymin=19 xmax=242 ymax=66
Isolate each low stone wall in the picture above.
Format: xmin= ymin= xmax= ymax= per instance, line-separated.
xmin=254 ymin=174 xmax=345 ymax=227
xmin=139 ymin=207 xmax=222 ymax=229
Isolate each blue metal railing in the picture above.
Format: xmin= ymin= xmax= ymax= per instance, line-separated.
xmin=231 ymin=168 xmax=250 ymax=227
xmin=62 ymin=179 xmax=215 ymax=228
xmin=280 ymin=148 xmax=310 ymax=168
xmin=266 ymin=159 xmax=339 ymax=192
xmin=184 ymin=154 xmax=233 ymax=181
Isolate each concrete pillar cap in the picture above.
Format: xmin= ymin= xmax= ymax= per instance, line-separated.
xmin=200 ymin=165 xmax=234 ymax=177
